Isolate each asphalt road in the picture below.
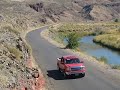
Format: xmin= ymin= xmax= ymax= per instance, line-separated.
xmin=26 ymin=27 xmax=120 ymax=90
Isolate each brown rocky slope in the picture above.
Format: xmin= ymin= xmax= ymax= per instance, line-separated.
xmin=0 ymin=0 xmax=46 ymax=90
xmin=28 ymin=0 xmax=120 ymax=22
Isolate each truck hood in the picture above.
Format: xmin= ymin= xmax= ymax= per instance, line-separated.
xmin=65 ymin=63 xmax=84 ymax=67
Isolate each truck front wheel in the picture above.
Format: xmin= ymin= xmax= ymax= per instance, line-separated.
xmin=57 ymin=65 xmax=61 ymax=72
xmin=82 ymin=73 xmax=85 ymax=77
xmin=63 ymin=73 xmax=68 ymax=79
xmin=58 ymin=67 xmax=61 ymax=72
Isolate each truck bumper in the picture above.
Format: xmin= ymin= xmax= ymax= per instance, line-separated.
xmin=65 ymin=70 xmax=85 ymax=76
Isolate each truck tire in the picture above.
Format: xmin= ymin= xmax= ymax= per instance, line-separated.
xmin=63 ymin=73 xmax=68 ymax=79
xmin=57 ymin=65 xmax=61 ymax=72
xmin=82 ymin=73 xmax=85 ymax=77
xmin=58 ymin=67 xmax=61 ymax=72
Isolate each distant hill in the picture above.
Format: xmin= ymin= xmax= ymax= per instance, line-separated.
xmin=28 ymin=0 xmax=120 ymax=22
xmin=0 ymin=0 xmax=119 ymax=24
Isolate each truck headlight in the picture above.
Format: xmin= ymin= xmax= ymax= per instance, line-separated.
xmin=66 ymin=67 xmax=71 ymax=71
xmin=81 ymin=66 xmax=85 ymax=70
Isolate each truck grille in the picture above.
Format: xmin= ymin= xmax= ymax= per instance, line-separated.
xmin=71 ymin=67 xmax=82 ymax=71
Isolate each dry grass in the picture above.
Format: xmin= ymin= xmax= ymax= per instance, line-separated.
xmin=7 ymin=46 xmax=22 ymax=60
xmin=0 ymin=64 xmax=4 ymax=70
xmin=112 ymin=65 xmax=120 ymax=70
xmin=1 ymin=26 xmax=20 ymax=35
xmin=93 ymin=34 xmax=120 ymax=50
xmin=49 ymin=23 xmax=120 ymax=46
xmin=93 ymin=56 xmax=108 ymax=64
xmin=0 ymin=74 xmax=9 ymax=87
xmin=55 ymin=23 xmax=120 ymax=36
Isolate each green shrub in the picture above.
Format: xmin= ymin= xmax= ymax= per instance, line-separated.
xmin=66 ymin=33 xmax=80 ymax=49
xmin=7 ymin=46 xmax=22 ymax=60
xmin=112 ymin=65 xmax=120 ymax=70
xmin=93 ymin=56 xmax=108 ymax=64
xmin=114 ymin=19 xmax=119 ymax=22
xmin=99 ymin=56 xmax=108 ymax=64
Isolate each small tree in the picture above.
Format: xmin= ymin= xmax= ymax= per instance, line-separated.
xmin=114 ymin=19 xmax=119 ymax=22
xmin=66 ymin=33 xmax=80 ymax=49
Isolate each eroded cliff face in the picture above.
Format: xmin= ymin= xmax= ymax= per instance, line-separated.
xmin=0 ymin=27 xmax=44 ymax=90
xmin=2 ymin=0 xmax=119 ymax=24
xmin=28 ymin=0 xmax=120 ymax=22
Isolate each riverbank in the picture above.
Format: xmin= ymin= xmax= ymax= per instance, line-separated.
xmin=93 ymin=34 xmax=120 ymax=50
xmin=41 ymin=25 xmax=120 ymax=81
xmin=48 ymin=23 xmax=120 ymax=46
xmin=79 ymin=36 xmax=120 ymax=66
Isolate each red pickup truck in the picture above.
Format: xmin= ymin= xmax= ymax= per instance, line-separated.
xmin=57 ymin=55 xmax=85 ymax=78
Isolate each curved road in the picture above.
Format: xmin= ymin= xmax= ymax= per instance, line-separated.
xmin=26 ymin=27 xmax=120 ymax=90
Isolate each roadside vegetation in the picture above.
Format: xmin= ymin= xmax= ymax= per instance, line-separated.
xmin=52 ymin=23 xmax=120 ymax=37
xmin=93 ymin=21 xmax=120 ymax=50
xmin=66 ymin=33 xmax=80 ymax=49
xmin=49 ymin=23 xmax=120 ymax=46
xmin=112 ymin=65 xmax=120 ymax=70
xmin=93 ymin=34 xmax=120 ymax=50
xmin=93 ymin=56 xmax=108 ymax=64
xmin=114 ymin=19 xmax=119 ymax=23
xmin=99 ymin=56 xmax=108 ymax=64
xmin=93 ymin=56 xmax=120 ymax=70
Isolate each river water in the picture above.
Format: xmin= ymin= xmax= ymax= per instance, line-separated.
xmin=64 ymin=36 xmax=120 ymax=65
xmin=80 ymin=36 xmax=120 ymax=65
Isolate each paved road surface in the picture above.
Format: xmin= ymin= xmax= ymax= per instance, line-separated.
xmin=26 ymin=27 xmax=120 ymax=90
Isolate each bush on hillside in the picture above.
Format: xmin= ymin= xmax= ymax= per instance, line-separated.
xmin=112 ymin=65 xmax=120 ymax=70
xmin=114 ymin=19 xmax=119 ymax=22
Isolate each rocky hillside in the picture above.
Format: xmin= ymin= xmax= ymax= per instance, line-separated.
xmin=0 ymin=0 xmax=45 ymax=90
xmin=0 ymin=0 xmax=46 ymax=30
xmin=28 ymin=0 xmax=120 ymax=22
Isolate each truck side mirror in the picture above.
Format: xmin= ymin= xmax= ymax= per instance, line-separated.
xmin=57 ymin=58 xmax=61 ymax=61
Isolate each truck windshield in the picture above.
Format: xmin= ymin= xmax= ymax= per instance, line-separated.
xmin=65 ymin=58 xmax=80 ymax=64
